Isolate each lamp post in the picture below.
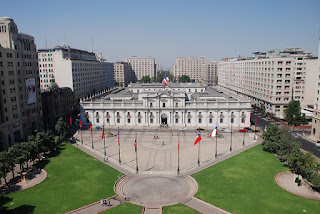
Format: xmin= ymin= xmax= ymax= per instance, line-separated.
xmin=177 ymin=134 xmax=180 ymax=174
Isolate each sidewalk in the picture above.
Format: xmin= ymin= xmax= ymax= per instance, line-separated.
xmin=183 ymin=196 xmax=231 ymax=214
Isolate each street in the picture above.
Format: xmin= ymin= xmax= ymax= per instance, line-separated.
xmin=251 ymin=113 xmax=320 ymax=158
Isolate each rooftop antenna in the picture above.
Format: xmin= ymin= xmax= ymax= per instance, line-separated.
xmin=91 ymin=36 xmax=94 ymax=52
xmin=45 ymin=32 xmax=47 ymax=49
xmin=63 ymin=32 xmax=67 ymax=47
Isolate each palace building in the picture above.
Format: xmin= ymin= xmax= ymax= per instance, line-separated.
xmin=80 ymin=83 xmax=251 ymax=128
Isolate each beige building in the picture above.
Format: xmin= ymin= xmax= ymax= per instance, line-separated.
xmin=173 ymin=57 xmax=206 ymax=82
xmin=114 ymin=62 xmax=134 ymax=87
xmin=201 ymin=61 xmax=218 ymax=85
xmin=0 ymin=17 xmax=43 ymax=149
xmin=38 ymin=47 xmax=114 ymax=97
xmin=126 ymin=57 xmax=156 ymax=81
xmin=311 ymin=43 xmax=320 ymax=141
xmin=218 ymin=48 xmax=316 ymax=119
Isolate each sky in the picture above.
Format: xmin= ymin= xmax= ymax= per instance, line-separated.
xmin=1 ymin=0 xmax=319 ymax=69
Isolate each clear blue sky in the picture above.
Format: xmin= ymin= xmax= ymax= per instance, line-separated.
xmin=1 ymin=0 xmax=319 ymax=69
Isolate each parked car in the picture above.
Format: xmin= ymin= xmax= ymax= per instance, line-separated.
xmin=239 ymin=128 xmax=249 ymax=133
xmin=197 ymin=127 xmax=205 ymax=130
xmin=179 ymin=127 xmax=186 ymax=131
xmin=244 ymin=127 xmax=252 ymax=131
xmin=252 ymin=129 xmax=260 ymax=132
xmin=316 ymin=140 xmax=320 ymax=149
xmin=96 ymin=126 xmax=102 ymax=130
xmin=220 ymin=128 xmax=230 ymax=132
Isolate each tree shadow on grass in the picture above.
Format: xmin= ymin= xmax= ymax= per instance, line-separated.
xmin=35 ymin=146 xmax=65 ymax=170
xmin=0 ymin=194 xmax=35 ymax=214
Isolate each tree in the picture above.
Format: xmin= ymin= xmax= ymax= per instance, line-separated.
xmin=259 ymin=103 xmax=266 ymax=116
xmin=0 ymin=151 xmax=12 ymax=185
xmin=262 ymin=124 xmax=282 ymax=153
xmin=156 ymin=71 xmax=175 ymax=83
xmin=276 ymin=137 xmax=301 ymax=162
xmin=141 ymin=76 xmax=151 ymax=83
xmin=284 ymin=100 xmax=304 ymax=126
xmin=179 ymin=75 xmax=191 ymax=83
xmin=55 ymin=118 xmax=70 ymax=140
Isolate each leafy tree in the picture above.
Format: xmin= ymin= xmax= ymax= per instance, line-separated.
xmin=55 ymin=118 xmax=70 ymax=140
xmin=276 ymin=137 xmax=301 ymax=162
xmin=73 ymin=94 xmax=80 ymax=116
xmin=8 ymin=144 xmax=29 ymax=177
xmin=214 ymin=76 xmax=218 ymax=85
xmin=262 ymin=124 xmax=282 ymax=153
xmin=259 ymin=103 xmax=266 ymax=116
xmin=141 ymin=76 xmax=151 ymax=83
xmin=179 ymin=75 xmax=191 ymax=83
xmin=156 ymin=71 xmax=175 ymax=83
xmin=0 ymin=151 xmax=12 ymax=185
xmin=301 ymin=114 xmax=308 ymax=125
xmin=284 ymin=100 xmax=305 ymax=126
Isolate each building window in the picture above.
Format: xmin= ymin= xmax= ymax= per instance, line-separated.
xmin=176 ymin=118 xmax=178 ymax=123
xmin=241 ymin=118 xmax=245 ymax=123
xmin=97 ymin=118 xmax=99 ymax=123
xmin=188 ymin=118 xmax=191 ymax=123
xmin=209 ymin=118 xmax=212 ymax=123
xmin=117 ymin=118 xmax=120 ymax=123
xmin=220 ymin=118 xmax=223 ymax=123
xmin=107 ymin=118 xmax=110 ymax=123
xmin=163 ymin=103 xmax=166 ymax=107
xmin=198 ymin=118 xmax=202 ymax=123
xmin=150 ymin=103 xmax=153 ymax=107
xmin=128 ymin=118 xmax=130 ymax=123
xmin=150 ymin=118 xmax=153 ymax=123
xmin=138 ymin=118 xmax=141 ymax=123
xmin=231 ymin=118 xmax=234 ymax=123
xmin=176 ymin=103 xmax=178 ymax=107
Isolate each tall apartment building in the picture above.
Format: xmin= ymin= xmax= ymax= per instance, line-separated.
xmin=38 ymin=47 xmax=114 ymax=97
xmin=311 ymin=43 xmax=320 ymax=141
xmin=0 ymin=17 xmax=43 ymax=149
xmin=173 ymin=57 xmax=206 ymax=82
xmin=218 ymin=48 xmax=316 ymax=119
xmin=113 ymin=62 xmax=134 ymax=87
xmin=126 ymin=57 xmax=155 ymax=81
xmin=201 ymin=61 xmax=218 ymax=85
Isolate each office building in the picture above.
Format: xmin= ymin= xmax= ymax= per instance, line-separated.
xmin=114 ymin=62 xmax=134 ymax=87
xmin=38 ymin=47 xmax=114 ymax=97
xmin=173 ymin=57 xmax=206 ymax=82
xmin=126 ymin=57 xmax=156 ymax=81
xmin=0 ymin=17 xmax=43 ymax=149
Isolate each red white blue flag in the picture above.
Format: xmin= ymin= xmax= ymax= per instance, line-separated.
xmin=134 ymin=137 xmax=137 ymax=153
xmin=209 ymin=126 xmax=217 ymax=137
xmin=79 ymin=119 xmax=82 ymax=129
xmin=163 ymin=76 xmax=167 ymax=86
xmin=90 ymin=122 xmax=92 ymax=134
xmin=194 ymin=130 xmax=201 ymax=145
xmin=102 ymin=125 xmax=104 ymax=139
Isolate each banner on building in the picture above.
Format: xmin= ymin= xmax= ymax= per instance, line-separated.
xmin=26 ymin=78 xmax=36 ymax=104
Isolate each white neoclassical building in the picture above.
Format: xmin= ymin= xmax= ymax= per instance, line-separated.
xmin=80 ymin=83 xmax=251 ymax=128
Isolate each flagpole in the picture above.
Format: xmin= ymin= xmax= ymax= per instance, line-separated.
xmin=81 ymin=128 xmax=83 ymax=145
xmin=135 ymin=133 xmax=138 ymax=173
xmin=243 ymin=131 xmax=245 ymax=146
xmin=198 ymin=140 xmax=200 ymax=166
xmin=254 ymin=116 xmax=257 ymax=140
xmin=118 ymin=127 xmax=121 ymax=164
xmin=91 ymin=123 xmax=94 ymax=149
xmin=103 ymin=124 xmax=106 ymax=157
xmin=215 ymin=125 xmax=218 ymax=158
xmin=177 ymin=134 xmax=180 ymax=174
xmin=230 ymin=124 xmax=232 ymax=152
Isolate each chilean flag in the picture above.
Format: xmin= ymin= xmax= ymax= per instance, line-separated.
xmin=70 ymin=114 xmax=72 ymax=126
xmin=90 ymin=122 xmax=92 ymax=134
xmin=118 ymin=128 xmax=120 ymax=146
xmin=134 ymin=137 xmax=137 ymax=153
xmin=194 ymin=130 xmax=201 ymax=145
xmin=166 ymin=76 xmax=169 ymax=82
xmin=209 ymin=126 xmax=217 ymax=137
xmin=102 ymin=125 xmax=104 ymax=139
xmin=79 ymin=119 xmax=82 ymax=129
xmin=163 ymin=76 xmax=167 ymax=86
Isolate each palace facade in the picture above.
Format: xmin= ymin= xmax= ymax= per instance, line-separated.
xmin=80 ymin=83 xmax=251 ymax=128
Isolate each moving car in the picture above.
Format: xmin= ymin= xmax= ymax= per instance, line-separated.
xmin=244 ymin=127 xmax=252 ymax=131
xmin=316 ymin=140 xmax=320 ymax=149
xmin=197 ymin=127 xmax=205 ymax=130
xmin=179 ymin=127 xmax=186 ymax=131
xmin=239 ymin=128 xmax=249 ymax=133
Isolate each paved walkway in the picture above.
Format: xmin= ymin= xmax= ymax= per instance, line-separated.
xmin=183 ymin=197 xmax=231 ymax=214
xmin=275 ymin=171 xmax=320 ymax=200
xmin=3 ymin=169 xmax=47 ymax=194
xmin=65 ymin=196 xmax=123 ymax=214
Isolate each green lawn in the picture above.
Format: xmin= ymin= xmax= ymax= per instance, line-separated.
xmin=192 ymin=144 xmax=320 ymax=214
xmin=2 ymin=143 xmax=123 ymax=214
xmin=100 ymin=202 xmax=142 ymax=214
xmin=163 ymin=203 xmax=200 ymax=214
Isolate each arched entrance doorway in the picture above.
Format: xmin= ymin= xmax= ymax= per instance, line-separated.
xmin=161 ymin=113 xmax=168 ymax=125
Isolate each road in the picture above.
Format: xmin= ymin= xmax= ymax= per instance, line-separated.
xmin=250 ymin=113 xmax=320 ymax=158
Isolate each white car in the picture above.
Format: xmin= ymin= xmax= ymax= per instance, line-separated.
xmin=316 ymin=141 xmax=320 ymax=149
xmin=179 ymin=127 xmax=186 ymax=131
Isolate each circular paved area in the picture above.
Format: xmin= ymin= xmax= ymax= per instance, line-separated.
xmin=117 ymin=175 xmax=198 ymax=207
xmin=275 ymin=171 xmax=320 ymax=200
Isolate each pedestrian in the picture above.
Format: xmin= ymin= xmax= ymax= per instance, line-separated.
xmin=107 ymin=199 xmax=111 ymax=206
xmin=101 ymin=199 xmax=103 ymax=206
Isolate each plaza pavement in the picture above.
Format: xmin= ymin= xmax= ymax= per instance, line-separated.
xmin=75 ymin=126 xmax=256 ymax=175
